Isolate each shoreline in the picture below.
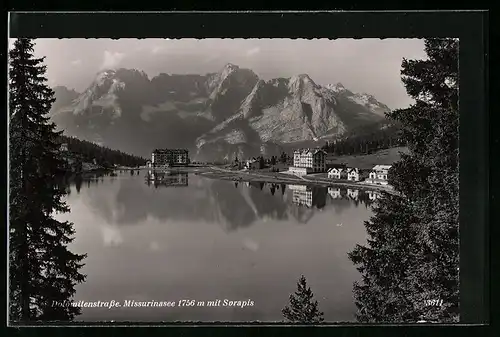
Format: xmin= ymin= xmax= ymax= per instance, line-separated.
xmin=197 ymin=168 xmax=398 ymax=195
xmin=107 ymin=165 xmax=397 ymax=195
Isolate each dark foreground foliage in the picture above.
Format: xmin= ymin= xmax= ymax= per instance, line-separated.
xmin=282 ymin=275 xmax=325 ymax=324
xmin=321 ymin=120 xmax=406 ymax=156
xmin=348 ymin=38 xmax=459 ymax=323
xmin=9 ymin=38 xmax=87 ymax=322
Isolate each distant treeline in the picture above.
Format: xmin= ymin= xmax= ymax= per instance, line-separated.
xmin=321 ymin=121 xmax=406 ymax=155
xmin=60 ymin=135 xmax=147 ymax=168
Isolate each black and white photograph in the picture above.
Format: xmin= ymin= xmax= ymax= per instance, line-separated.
xmin=8 ymin=35 xmax=460 ymax=324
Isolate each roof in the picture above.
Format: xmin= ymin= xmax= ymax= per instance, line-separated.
xmin=153 ymin=148 xmax=189 ymax=153
xmin=347 ymin=167 xmax=359 ymax=173
xmin=313 ymin=149 xmax=327 ymax=155
xmin=328 ymin=167 xmax=344 ymax=172
xmin=293 ymin=148 xmax=327 ymax=155
xmin=372 ymin=165 xmax=392 ymax=171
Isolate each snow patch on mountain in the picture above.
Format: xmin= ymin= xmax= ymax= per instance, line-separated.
xmin=323 ymin=83 xmax=390 ymax=117
xmin=347 ymin=93 xmax=390 ymax=117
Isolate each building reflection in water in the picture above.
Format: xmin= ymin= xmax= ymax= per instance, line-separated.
xmin=347 ymin=188 xmax=359 ymax=200
xmin=145 ymin=171 xmax=189 ymax=188
xmin=288 ymin=185 xmax=327 ymax=209
xmin=327 ymin=186 xmax=380 ymax=207
xmin=289 ymin=185 xmax=314 ymax=207
xmin=367 ymin=190 xmax=381 ymax=201
xmin=232 ymin=180 xmax=378 ymax=210
xmin=328 ymin=187 xmax=342 ymax=199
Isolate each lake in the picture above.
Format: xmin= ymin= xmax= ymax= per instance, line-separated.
xmin=58 ymin=171 xmax=378 ymax=322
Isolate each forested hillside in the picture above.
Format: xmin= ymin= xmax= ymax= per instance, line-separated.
xmin=321 ymin=121 xmax=406 ymax=156
xmin=60 ymin=135 xmax=146 ymax=169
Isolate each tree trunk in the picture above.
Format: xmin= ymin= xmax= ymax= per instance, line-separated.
xmin=20 ymin=108 xmax=31 ymax=321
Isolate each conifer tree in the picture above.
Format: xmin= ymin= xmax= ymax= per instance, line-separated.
xmin=348 ymin=38 xmax=459 ymax=323
xmin=282 ymin=275 xmax=324 ymax=323
xmin=9 ymin=38 xmax=86 ymax=322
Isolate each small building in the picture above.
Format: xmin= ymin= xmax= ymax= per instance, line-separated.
xmin=327 ymin=167 xmax=347 ymax=180
xmin=366 ymin=165 xmax=392 ymax=185
xmin=146 ymin=160 xmax=152 ymax=168
xmin=288 ymin=166 xmax=310 ymax=176
xmin=60 ymin=143 xmax=69 ymax=152
xmin=347 ymin=168 xmax=360 ymax=181
xmin=293 ymin=148 xmax=327 ymax=173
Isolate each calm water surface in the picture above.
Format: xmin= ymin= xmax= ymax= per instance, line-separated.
xmin=59 ymin=171 xmax=377 ymax=322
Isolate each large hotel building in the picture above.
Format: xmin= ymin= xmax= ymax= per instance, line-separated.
xmin=151 ymin=149 xmax=189 ymax=167
xmin=292 ymin=148 xmax=327 ymax=174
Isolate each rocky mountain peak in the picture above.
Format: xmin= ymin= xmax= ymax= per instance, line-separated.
xmin=326 ymin=82 xmax=346 ymax=92
xmin=94 ymin=69 xmax=117 ymax=86
xmin=223 ymin=62 xmax=239 ymax=71
xmin=206 ymin=64 xmax=259 ymax=120
xmin=73 ymin=68 xmax=147 ymax=118
xmin=289 ymin=73 xmax=316 ymax=84
xmin=288 ymin=74 xmax=318 ymax=94
xmin=296 ymin=73 xmax=314 ymax=81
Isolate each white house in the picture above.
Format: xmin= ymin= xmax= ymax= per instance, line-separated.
xmin=293 ymin=148 xmax=327 ymax=173
xmin=347 ymin=168 xmax=360 ymax=181
xmin=328 ymin=187 xmax=342 ymax=199
xmin=366 ymin=165 xmax=392 ymax=185
xmin=327 ymin=167 xmax=347 ymax=180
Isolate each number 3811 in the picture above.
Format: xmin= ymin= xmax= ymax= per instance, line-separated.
xmin=424 ymin=299 xmax=443 ymax=307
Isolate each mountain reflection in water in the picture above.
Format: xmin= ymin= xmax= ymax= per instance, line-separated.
xmin=69 ymin=171 xmax=379 ymax=231
xmin=61 ymin=171 xmax=375 ymax=322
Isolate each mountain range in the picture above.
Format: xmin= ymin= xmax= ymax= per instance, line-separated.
xmin=50 ymin=63 xmax=391 ymax=161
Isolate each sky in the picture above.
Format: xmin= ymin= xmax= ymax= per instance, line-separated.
xmin=14 ymin=38 xmax=426 ymax=110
